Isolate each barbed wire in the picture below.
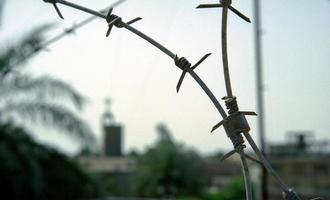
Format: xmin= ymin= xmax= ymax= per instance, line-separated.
xmin=42 ymin=0 xmax=322 ymax=199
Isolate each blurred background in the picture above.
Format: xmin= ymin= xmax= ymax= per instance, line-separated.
xmin=0 ymin=0 xmax=329 ymax=199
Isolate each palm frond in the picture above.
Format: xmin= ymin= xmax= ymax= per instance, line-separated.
xmin=2 ymin=102 xmax=96 ymax=147
xmin=1 ymin=74 xmax=86 ymax=110
xmin=0 ymin=23 xmax=55 ymax=74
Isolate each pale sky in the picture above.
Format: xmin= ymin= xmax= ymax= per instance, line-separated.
xmin=0 ymin=0 xmax=329 ymax=155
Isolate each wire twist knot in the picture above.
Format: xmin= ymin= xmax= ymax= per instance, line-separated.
xmin=230 ymin=133 xmax=246 ymax=149
xmin=220 ymin=0 xmax=232 ymax=7
xmin=106 ymin=14 xmax=123 ymax=27
xmin=224 ymin=96 xmax=239 ymax=114
xmin=173 ymin=54 xmax=211 ymax=92
xmin=174 ymin=56 xmax=191 ymax=71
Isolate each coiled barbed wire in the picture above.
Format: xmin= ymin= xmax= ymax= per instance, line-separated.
xmin=41 ymin=0 xmax=321 ymax=199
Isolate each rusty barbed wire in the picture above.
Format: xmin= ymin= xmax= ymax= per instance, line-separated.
xmin=42 ymin=0 xmax=321 ymax=199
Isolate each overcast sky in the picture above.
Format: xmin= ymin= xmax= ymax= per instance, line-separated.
xmin=1 ymin=0 xmax=329 ymax=155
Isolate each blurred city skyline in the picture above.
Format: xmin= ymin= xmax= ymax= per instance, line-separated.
xmin=0 ymin=0 xmax=329 ymax=155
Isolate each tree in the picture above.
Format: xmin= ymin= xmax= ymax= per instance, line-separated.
xmin=133 ymin=124 xmax=205 ymax=198
xmin=0 ymin=24 xmax=95 ymax=147
xmin=0 ymin=122 xmax=100 ymax=200
xmin=203 ymin=178 xmax=246 ymax=200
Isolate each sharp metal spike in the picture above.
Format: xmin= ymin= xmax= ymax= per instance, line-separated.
xmin=106 ymin=25 xmax=113 ymax=37
xmin=221 ymin=149 xmax=236 ymax=161
xmin=106 ymin=18 xmax=121 ymax=37
xmin=52 ymin=3 xmax=64 ymax=19
xmin=106 ymin=8 xmax=113 ymax=22
xmin=211 ymin=120 xmax=225 ymax=132
xmin=240 ymin=111 xmax=257 ymax=116
xmin=191 ymin=53 xmax=211 ymax=69
xmin=228 ymin=6 xmax=251 ymax=23
xmin=244 ymin=154 xmax=262 ymax=165
xmin=196 ymin=4 xmax=223 ymax=9
xmin=176 ymin=71 xmax=187 ymax=93
xmin=126 ymin=17 xmax=142 ymax=25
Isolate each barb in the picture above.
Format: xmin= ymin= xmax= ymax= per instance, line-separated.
xmin=43 ymin=0 xmax=64 ymax=19
xmin=197 ymin=0 xmax=251 ymax=22
xmin=174 ymin=53 xmax=211 ymax=92
xmin=126 ymin=17 xmax=142 ymax=25
xmin=220 ymin=149 xmax=262 ymax=165
xmin=197 ymin=0 xmax=250 ymax=99
xmin=105 ymin=8 xmax=142 ymax=37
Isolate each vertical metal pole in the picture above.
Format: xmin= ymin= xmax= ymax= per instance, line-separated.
xmin=253 ymin=0 xmax=268 ymax=199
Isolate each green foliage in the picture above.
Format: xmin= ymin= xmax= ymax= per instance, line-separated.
xmin=177 ymin=197 xmax=200 ymax=200
xmin=0 ymin=122 xmax=100 ymax=199
xmin=203 ymin=178 xmax=246 ymax=200
xmin=92 ymin=172 xmax=134 ymax=197
xmin=127 ymin=148 xmax=141 ymax=159
xmin=133 ymin=124 xmax=205 ymax=198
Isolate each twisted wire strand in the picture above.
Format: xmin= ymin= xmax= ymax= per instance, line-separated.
xmin=221 ymin=0 xmax=234 ymax=98
xmin=224 ymin=96 xmax=252 ymax=199
xmin=238 ymin=149 xmax=253 ymax=200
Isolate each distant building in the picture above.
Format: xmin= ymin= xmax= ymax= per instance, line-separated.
xmin=79 ymin=103 xmax=330 ymax=199
xmin=266 ymin=132 xmax=330 ymax=200
xmin=102 ymin=99 xmax=123 ymax=157
xmin=78 ymin=156 xmax=135 ymax=174
xmin=77 ymin=99 xmax=136 ymax=196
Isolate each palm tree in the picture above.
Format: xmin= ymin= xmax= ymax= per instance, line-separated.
xmin=0 ymin=24 xmax=96 ymax=148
